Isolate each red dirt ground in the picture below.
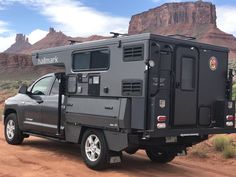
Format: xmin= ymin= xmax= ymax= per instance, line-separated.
xmin=0 ymin=122 xmax=235 ymax=177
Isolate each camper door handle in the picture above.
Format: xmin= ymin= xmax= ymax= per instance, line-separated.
xmin=176 ymin=82 xmax=180 ymax=88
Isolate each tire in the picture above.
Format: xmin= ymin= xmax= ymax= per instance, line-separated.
xmin=81 ymin=129 xmax=109 ymax=170
xmin=145 ymin=148 xmax=176 ymax=163
xmin=4 ymin=113 xmax=24 ymax=145
xmin=125 ymin=147 xmax=138 ymax=155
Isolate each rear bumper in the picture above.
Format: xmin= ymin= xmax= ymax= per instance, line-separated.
xmin=148 ymin=127 xmax=236 ymax=137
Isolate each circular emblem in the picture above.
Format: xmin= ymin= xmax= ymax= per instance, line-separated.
xmin=209 ymin=56 xmax=218 ymax=71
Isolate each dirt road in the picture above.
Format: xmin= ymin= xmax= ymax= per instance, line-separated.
xmin=0 ymin=122 xmax=235 ymax=177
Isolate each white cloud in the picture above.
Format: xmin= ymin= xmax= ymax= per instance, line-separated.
xmin=0 ymin=19 xmax=15 ymax=52
xmin=0 ymin=0 xmax=129 ymax=37
xmin=0 ymin=34 xmax=15 ymax=52
xmin=0 ymin=20 xmax=10 ymax=33
xmin=27 ymin=29 xmax=48 ymax=44
xmin=0 ymin=0 xmax=129 ymax=51
xmin=216 ymin=6 xmax=236 ymax=36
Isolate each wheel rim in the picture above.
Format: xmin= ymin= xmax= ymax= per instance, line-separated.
xmin=85 ymin=134 xmax=101 ymax=162
xmin=6 ymin=120 xmax=15 ymax=140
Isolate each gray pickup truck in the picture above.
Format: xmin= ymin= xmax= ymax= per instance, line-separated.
xmin=3 ymin=33 xmax=236 ymax=170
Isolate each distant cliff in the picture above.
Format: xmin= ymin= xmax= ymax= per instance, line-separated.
xmin=128 ymin=1 xmax=236 ymax=59
xmin=0 ymin=53 xmax=63 ymax=80
xmin=4 ymin=34 xmax=32 ymax=54
xmin=22 ymin=28 xmax=71 ymax=54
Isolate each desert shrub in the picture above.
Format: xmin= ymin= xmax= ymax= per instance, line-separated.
xmin=212 ymin=135 xmax=232 ymax=152
xmin=191 ymin=148 xmax=208 ymax=158
xmin=223 ymin=145 xmax=236 ymax=158
xmin=232 ymin=83 xmax=236 ymax=100
xmin=0 ymin=80 xmax=31 ymax=91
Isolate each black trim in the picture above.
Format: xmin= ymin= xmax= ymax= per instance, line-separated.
xmin=149 ymin=127 xmax=236 ymax=137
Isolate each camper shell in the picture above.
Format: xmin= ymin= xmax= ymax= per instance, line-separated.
xmin=4 ymin=33 xmax=236 ymax=169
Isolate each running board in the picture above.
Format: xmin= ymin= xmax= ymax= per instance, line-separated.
xmin=23 ymin=132 xmax=66 ymax=142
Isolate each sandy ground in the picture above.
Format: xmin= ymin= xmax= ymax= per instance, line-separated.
xmin=0 ymin=123 xmax=235 ymax=177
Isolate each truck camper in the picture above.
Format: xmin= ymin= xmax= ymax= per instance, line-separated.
xmin=4 ymin=33 xmax=236 ymax=170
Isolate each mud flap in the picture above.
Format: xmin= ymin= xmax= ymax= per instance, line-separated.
xmin=104 ymin=130 xmax=128 ymax=152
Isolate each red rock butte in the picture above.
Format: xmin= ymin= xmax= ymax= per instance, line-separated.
xmin=128 ymin=1 xmax=236 ymax=59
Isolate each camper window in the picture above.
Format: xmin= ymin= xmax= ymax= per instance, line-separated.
xmin=181 ymin=57 xmax=195 ymax=91
xmin=73 ymin=49 xmax=109 ymax=71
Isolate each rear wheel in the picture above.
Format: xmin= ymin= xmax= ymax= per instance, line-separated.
xmin=4 ymin=113 xmax=24 ymax=145
xmin=145 ymin=149 xmax=176 ymax=163
xmin=81 ymin=129 xmax=109 ymax=170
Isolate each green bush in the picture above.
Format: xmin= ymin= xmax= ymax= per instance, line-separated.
xmin=232 ymin=83 xmax=236 ymax=100
xmin=212 ymin=135 xmax=231 ymax=152
xmin=223 ymin=145 xmax=236 ymax=158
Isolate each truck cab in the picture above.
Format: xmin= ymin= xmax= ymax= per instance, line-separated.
xmin=3 ymin=33 xmax=236 ymax=170
xmin=4 ymin=73 xmax=65 ymax=137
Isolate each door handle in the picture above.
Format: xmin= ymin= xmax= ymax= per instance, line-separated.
xmin=36 ymin=100 xmax=43 ymax=104
xmin=176 ymin=82 xmax=180 ymax=88
xmin=105 ymin=106 xmax=113 ymax=110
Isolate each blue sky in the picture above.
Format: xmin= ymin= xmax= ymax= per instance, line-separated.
xmin=0 ymin=0 xmax=236 ymax=52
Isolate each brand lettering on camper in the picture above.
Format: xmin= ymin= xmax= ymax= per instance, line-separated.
xmin=37 ymin=56 xmax=59 ymax=64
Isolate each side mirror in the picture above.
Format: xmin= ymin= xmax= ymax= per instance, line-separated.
xmin=19 ymin=85 xmax=28 ymax=94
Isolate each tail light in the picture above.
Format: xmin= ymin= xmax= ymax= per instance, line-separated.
xmin=226 ymin=121 xmax=234 ymax=127
xmin=157 ymin=123 xmax=166 ymax=129
xmin=157 ymin=115 xmax=167 ymax=129
xmin=157 ymin=115 xmax=167 ymax=122
xmin=225 ymin=115 xmax=235 ymax=127
xmin=226 ymin=115 xmax=235 ymax=121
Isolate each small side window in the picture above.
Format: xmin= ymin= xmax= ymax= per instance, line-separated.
xmin=72 ymin=49 xmax=109 ymax=71
xmin=67 ymin=75 xmax=77 ymax=94
xmin=181 ymin=57 xmax=195 ymax=90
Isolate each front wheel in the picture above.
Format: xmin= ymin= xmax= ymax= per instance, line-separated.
xmin=81 ymin=129 xmax=109 ymax=170
xmin=145 ymin=149 xmax=176 ymax=163
xmin=4 ymin=113 xmax=24 ymax=145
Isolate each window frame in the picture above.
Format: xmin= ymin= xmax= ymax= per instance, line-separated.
xmin=30 ymin=76 xmax=54 ymax=96
xmin=72 ymin=48 xmax=110 ymax=72
xmin=49 ymin=78 xmax=60 ymax=96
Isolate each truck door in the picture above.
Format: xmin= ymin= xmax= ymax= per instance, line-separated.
xmin=23 ymin=76 xmax=54 ymax=132
xmin=41 ymin=76 xmax=64 ymax=135
xmin=173 ymin=46 xmax=198 ymax=126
